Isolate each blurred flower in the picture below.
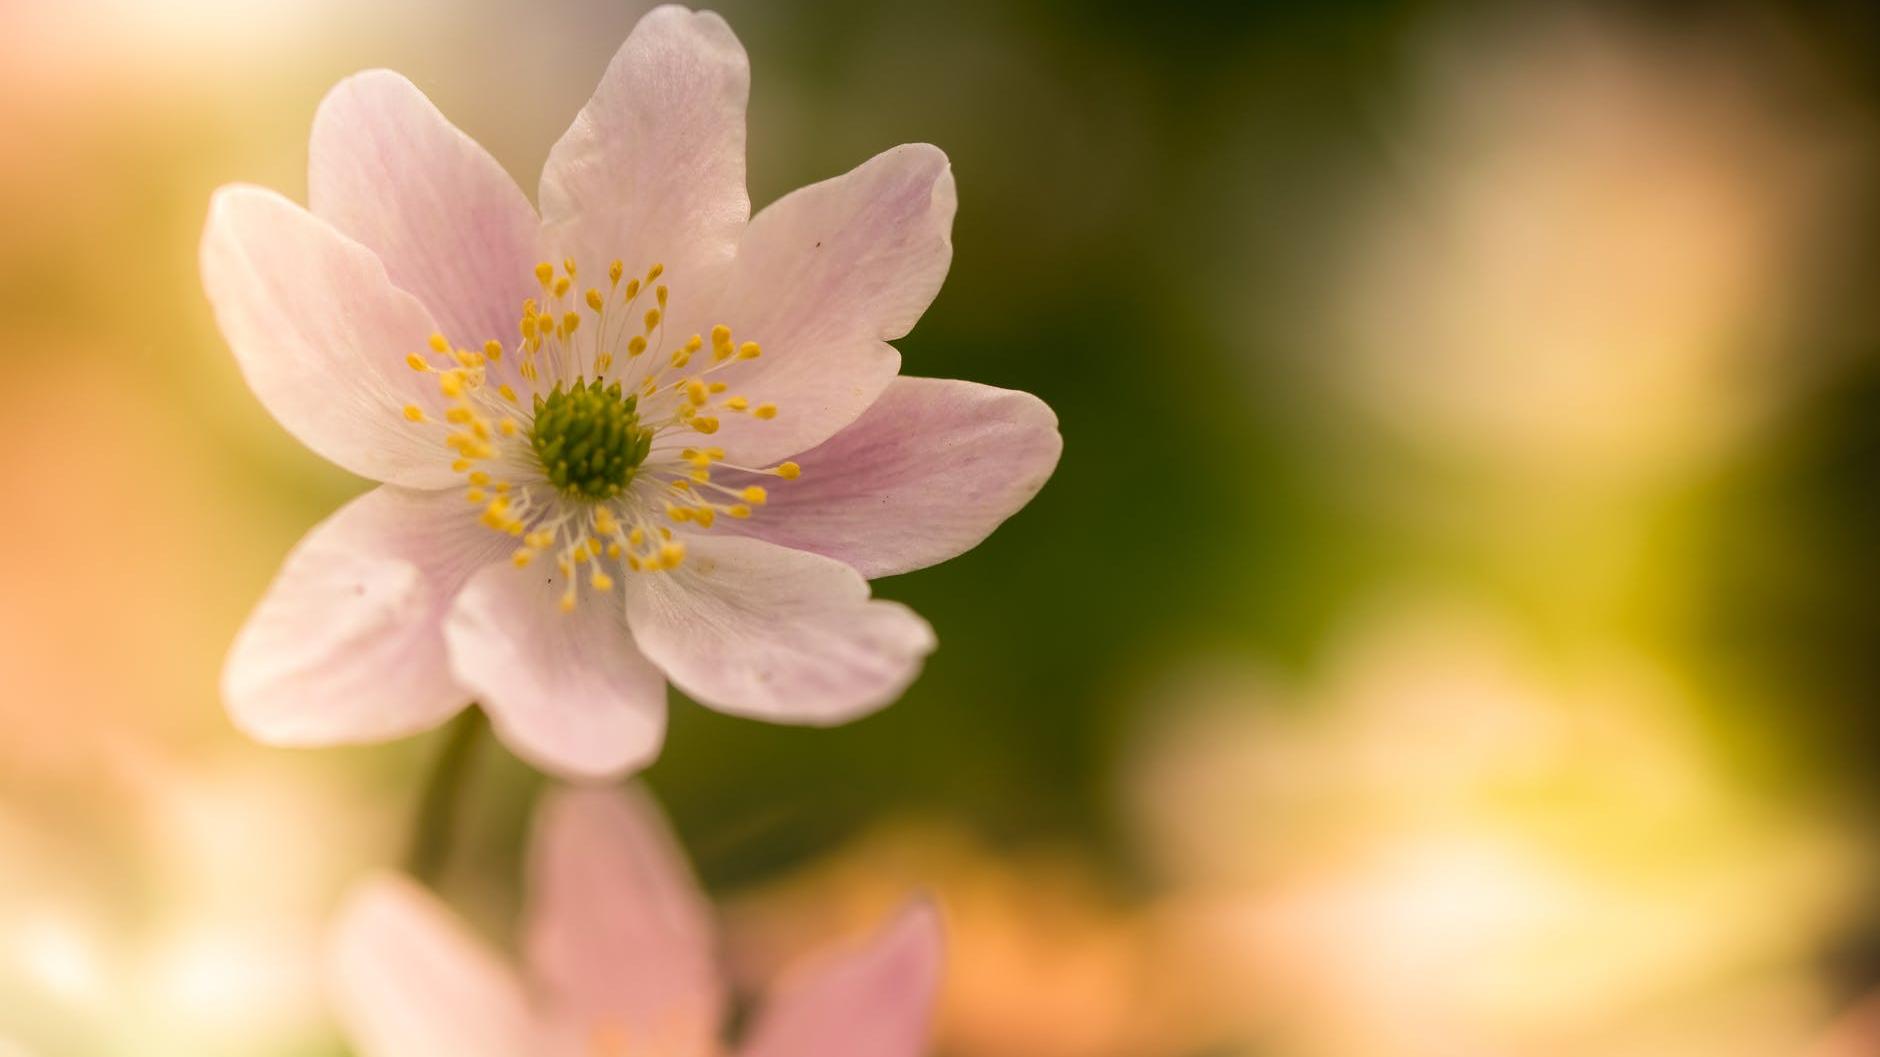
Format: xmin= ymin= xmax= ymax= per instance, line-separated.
xmin=203 ymin=4 xmax=1060 ymax=781
xmin=330 ymin=785 xmax=941 ymax=1057
xmin=722 ymin=821 xmax=1203 ymax=1057
xmin=1318 ymin=7 xmax=1866 ymax=491
xmin=1127 ymin=602 xmax=1870 ymax=1057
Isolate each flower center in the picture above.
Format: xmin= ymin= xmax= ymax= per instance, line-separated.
xmin=529 ymin=378 xmax=653 ymax=501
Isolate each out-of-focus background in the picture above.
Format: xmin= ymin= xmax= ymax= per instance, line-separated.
xmin=3 ymin=1 xmax=1878 ymax=1054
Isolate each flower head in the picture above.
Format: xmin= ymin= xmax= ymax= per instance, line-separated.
xmin=329 ymin=786 xmax=943 ymax=1057
xmin=202 ymin=5 xmax=1061 ymax=779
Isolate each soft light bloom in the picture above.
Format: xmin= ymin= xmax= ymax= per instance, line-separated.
xmin=201 ymin=5 xmax=1061 ymax=779
xmin=328 ymin=785 xmax=943 ymax=1057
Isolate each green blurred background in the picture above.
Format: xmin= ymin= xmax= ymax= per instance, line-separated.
xmin=2 ymin=1 xmax=1877 ymax=1055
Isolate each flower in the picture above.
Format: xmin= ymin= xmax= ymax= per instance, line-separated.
xmin=201 ymin=5 xmax=1061 ymax=780
xmin=328 ymin=786 xmax=943 ymax=1057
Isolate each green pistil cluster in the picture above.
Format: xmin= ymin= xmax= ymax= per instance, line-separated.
xmin=529 ymin=378 xmax=653 ymax=501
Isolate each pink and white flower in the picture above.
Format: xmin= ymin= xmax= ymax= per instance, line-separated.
xmin=329 ymin=785 xmax=943 ymax=1057
xmin=202 ymin=6 xmax=1061 ymax=779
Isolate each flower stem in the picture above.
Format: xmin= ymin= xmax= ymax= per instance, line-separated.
xmin=405 ymin=707 xmax=487 ymax=884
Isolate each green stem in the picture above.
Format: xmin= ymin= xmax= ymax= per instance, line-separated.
xmin=405 ymin=707 xmax=488 ymax=884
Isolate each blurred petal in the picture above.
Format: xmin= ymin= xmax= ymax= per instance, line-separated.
xmin=707 ymin=144 xmax=956 ymax=465
xmin=626 ymin=536 xmax=935 ymax=724
xmin=523 ymin=786 xmax=723 ymax=1047
xmin=328 ymin=874 xmax=533 ymax=1057
xmin=539 ymin=5 xmax=749 ymax=288
xmin=224 ymin=486 xmax=496 ymax=745
xmin=309 ymin=69 xmax=541 ymax=356
xmin=726 ymin=377 xmax=1061 ymax=577
xmin=200 ymin=184 xmax=458 ymax=488
xmin=445 ymin=565 xmax=668 ymax=782
xmin=739 ymin=901 xmax=943 ymax=1057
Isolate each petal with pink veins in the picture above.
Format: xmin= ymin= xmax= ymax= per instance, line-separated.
xmin=223 ymin=485 xmax=498 ymax=746
xmin=739 ymin=901 xmax=945 ymax=1057
xmin=201 ymin=185 xmax=461 ymax=488
xmin=522 ymin=786 xmax=724 ymax=1052
xmin=539 ymin=5 xmax=749 ymax=295
xmin=625 ymin=535 xmax=935 ymax=724
xmin=328 ymin=874 xmax=534 ymax=1057
xmin=309 ymin=69 xmax=542 ymax=365
xmin=724 ymin=376 xmax=1061 ymax=578
xmin=445 ymin=564 xmax=668 ymax=781
xmin=706 ymin=143 xmax=957 ymax=466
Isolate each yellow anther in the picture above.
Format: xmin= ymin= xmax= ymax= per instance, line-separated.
xmin=439 ymin=371 xmax=465 ymax=398
xmin=741 ymin=485 xmax=768 ymax=505
xmin=585 ymin=288 xmax=604 ymax=311
xmin=753 ymin=404 xmax=777 ymax=420
xmin=628 ymin=528 xmax=645 ymax=546
xmin=512 ymin=548 xmax=533 ymax=568
xmin=563 ymin=312 xmax=580 ymax=334
xmin=628 ymin=336 xmax=647 ymax=357
xmin=646 ymin=263 xmax=664 ymax=282
xmin=406 ymin=352 xmax=430 ymax=372
xmin=594 ymin=509 xmax=619 ymax=534
xmin=643 ymin=308 xmax=661 ymax=330
xmin=402 ymin=404 xmax=425 ymax=422
xmin=527 ymin=531 xmax=555 ymax=549
xmin=606 ymin=542 xmax=622 ymax=558
xmin=553 ymin=276 xmax=571 ymax=297
xmin=728 ymin=504 xmax=751 ymax=518
xmin=655 ymin=285 xmax=668 ymax=307
xmin=694 ymin=507 xmax=716 ymax=528
xmin=711 ymin=324 xmax=732 ymax=347
xmin=498 ymin=384 xmax=518 ymax=404
xmin=685 ymin=334 xmax=704 ymax=353
xmin=445 ymin=406 xmax=473 ymax=424
xmin=627 ymin=554 xmax=643 ymax=572
xmin=499 ymin=418 xmax=519 ymax=436
xmin=590 ymin=571 xmax=614 ymax=591
xmin=625 ymin=278 xmax=640 ymax=299
xmin=563 ymin=257 xmax=577 ymax=276
xmin=451 ymin=459 xmax=471 ymax=473
xmin=608 ymin=260 xmax=624 ymax=284
xmin=453 ymin=348 xmax=484 ymax=368
xmin=483 ymin=339 xmax=503 ymax=360
xmin=689 ymin=468 xmax=710 ymax=483
xmin=724 ymin=396 xmax=749 ymax=412
xmin=468 ymin=471 xmax=492 ymax=486
xmin=466 ymin=489 xmax=487 ymax=503
xmin=708 ymin=381 xmax=727 ymax=394
xmin=686 ymin=380 xmax=708 ymax=406
xmin=666 ymin=505 xmax=694 ymax=522
xmin=659 ymin=541 xmax=685 ymax=568
xmin=535 ymin=262 xmax=554 ymax=285
xmin=559 ymin=592 xmax=576 ymax=613
xmin=691 ymin=416 xmax=720 ymax=434
xmin=428 ymin=333 xmax=450 ymax=353
xmin=573 ymin=543 xmax=591 ymax=563
xmin=738 ymin=341 xmax=761 ymax=360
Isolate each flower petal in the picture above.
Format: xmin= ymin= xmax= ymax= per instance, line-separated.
xmin=625 ymin=535 xmax=935 ymax=724
xmin=445 ymin=564 xmax=668 ymax=781
xmin=706 ymin=144 xmax=957 ymax=466
xmin=201 ymin=184 xmax=459 ymax=488
xmin=738 ymin=901 xmax=943 ymax=1057
xmin=328 ymin=874 xmax=534 ymax=1057
xmin=724 ymin=377 xmax=1060 ymax=578
xmin=539 ymin=5 xmax=749 ymax=289
xmin=309 ymin=69 xmax=542 ymax=357
xmin=523 ymin=786 xmax=723 ymax=1049
xmin=223 ymin=486 xmax=496 ymax=746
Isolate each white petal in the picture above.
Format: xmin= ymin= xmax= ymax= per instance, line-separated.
xmin=725 ymin=377 xmax=1060 ymax=577
xmin=739 ymin=901 xmax=943 ymax=1057
xmin=625 ymin=535 xmax=935 ymax=725
xmin=200 ymin=184 xmax=459 ymax=488
xmin=539 ymin=5 xmax=749 ymax=292
xmin=223 ymin=486 xmax=497 ymax=746
xmin=523 ymin=787 xmax=723 ymax=1049
xmin=309 ymin=69 xmax=542 ymax=359
xmin=327 ymin=874 xmax=534 ymax=1057
xmin=445 ymin=563 xmax=668 ymax=781
xmin=706 ymin=144 xmax=957 ymax=466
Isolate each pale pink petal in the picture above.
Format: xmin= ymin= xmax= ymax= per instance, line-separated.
xmin=223 ymin=486 xmax=499 ymax=746
xmin=328 ymin=874 xmax=533 ymax=1057
xmin=200 ymin=184 xmax=458 ymax=488
xmin=724 ymin=377 xmax=1060 ymax=578
xmin=625 ymin=535 xmax=935 ymax=724
xmin=445 ymin=564 xmax=668 ymax=781
xmin=539 ymin=5 xmax=749 ymax=292
xmin=309 ymin=69 xmax=542 ymax=357
xmin=706 ymin=144 xmax=957 ymax=466
xmin=523 ymin=786 xmax=723 ymax=1049
xmin=739 ymin=901 xmax=943 ymax=1057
